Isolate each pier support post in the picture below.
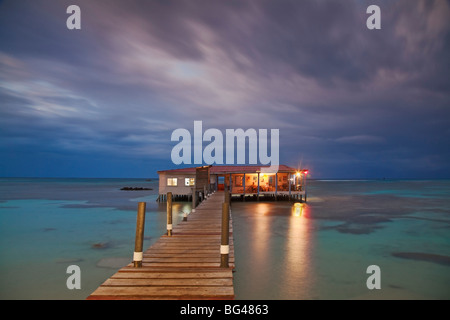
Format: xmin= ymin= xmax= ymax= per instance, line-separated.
xmin=220 ymin=202 xmax=230 ymax=268
xmin=192 ymin=188 xmax=196 ymax=213
xmin=133 ymin=202 xmax=146 ymax=268
xmin=257 ymin=172 xmax=260 ymax=201
xmin=243 ymin=173 xmax=246 ymax=202
xmin=275 ymin=173 xmax=278 ymax=201
xmin=288 ymin=173 xmax=292 ymax=202
xmin=167 ymin=192 xmax=173 ymax=236
xmin=224 ymin=177 xmax=229 ymax=205
xmin=304 ymin=174 xmax=307 ymax=203
xmin=225 ymin=187 xmax=230 ymax=205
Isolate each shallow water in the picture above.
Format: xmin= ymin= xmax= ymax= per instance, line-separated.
xmin=0 ymin=178 xmax=449 ymax=299
xmin=233 ymin=180 xmax=450 ymax=299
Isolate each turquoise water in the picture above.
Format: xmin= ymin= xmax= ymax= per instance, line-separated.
xmin=233 ymin=180 xmax=450 ymax=299
xmin=0 ymin=178 xmax=449 ymax=299
xmin=0 ymin=178 xmax=188 ymax=299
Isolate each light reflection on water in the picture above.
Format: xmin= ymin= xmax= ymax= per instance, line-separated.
xmin=250 ymin=203 xmax=271 ymax=273
xmin=280 ymin=203 xmax=316 ymax=298
xmin=232 ymin=201 xmax=318 ymax=299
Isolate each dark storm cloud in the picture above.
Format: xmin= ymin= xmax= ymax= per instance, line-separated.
xmin=0 ymin=0 xmax=449 ymax=177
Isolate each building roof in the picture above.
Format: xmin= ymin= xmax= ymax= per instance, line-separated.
xmin=157 ymin=165 xmax=302 ymax=174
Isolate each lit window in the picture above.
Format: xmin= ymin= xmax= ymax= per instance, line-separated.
xmin=167 ymin=178 xmax=178 ymax=186
xmin=185 ymin=178 xmax=195 ymax=186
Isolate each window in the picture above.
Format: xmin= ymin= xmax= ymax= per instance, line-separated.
xmin=167 ymin=178 xmax=177 ymax=186
xmin=185 ymin=178 xmax=195 ymax=186
xmin=235 ymin=176 xmax=243 ymax=187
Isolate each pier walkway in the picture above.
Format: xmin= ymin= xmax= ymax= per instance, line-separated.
xmin=87 ymin=191 xmax=234 ymax=300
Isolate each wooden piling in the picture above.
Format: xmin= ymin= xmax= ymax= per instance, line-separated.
xmin=257 ymin=172 xmax=260 ymax=201
xmin=304 ymin=174 xmax=308 ymax=203
xmin=167 ymin=192 xmax=173 ymax=236
xmin=224 ymin=188 xmax=228 ymax=204
xmin=220 ymin=201 xmax=230 ymax=268
xmin=133 ymin=202 xmax=146 ymax=268
xmin=191 ymin=188 xmax=196 ymax=213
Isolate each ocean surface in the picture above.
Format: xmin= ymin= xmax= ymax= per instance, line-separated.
xmin=0 ymin=178 xmax=449 ymax=300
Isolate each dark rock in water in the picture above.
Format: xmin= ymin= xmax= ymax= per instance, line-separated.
xmin=322 ymin=222 xmax=384 ymax=235
xmin=392 ymin=252 xmax=450 ymax=266
xmin=335 ymin=225 xmax=374 ymax=235
xmin=43 ymin=227 xmax=57 ymax=232
xmin=388 ymin=284 xmax=403 ymax=289
xmin=91 ymin=242 xmax=111 ymax=249
xmin=120 ymin=187 xmax=153 ymax=191
xmin=349 ymin=215 xmax=392 ymax=224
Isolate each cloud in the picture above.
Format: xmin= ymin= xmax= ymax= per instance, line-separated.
xmin=0 ymin=0 xmax=449 ymax=178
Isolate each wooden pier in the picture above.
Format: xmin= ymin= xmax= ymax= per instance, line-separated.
xmin=87 ymin=191 xmax=234 ymax=300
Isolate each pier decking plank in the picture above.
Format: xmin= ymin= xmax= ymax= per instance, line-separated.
xmin=87 ymin=191 xmax=234 ymax=300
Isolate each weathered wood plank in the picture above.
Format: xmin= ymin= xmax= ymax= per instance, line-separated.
xmin=148 ymin=242 xmax=233 ymax=248
xmin=118 ymin=266 xmax=234 ymax=273
xmin=143 ymin=249 xmax=234 ymax=254
xmin=140 ymin=262 xmax=228 ymax=267
xmin=142 ymin=257 xmax=235 ymax=263
xmin=112 ymin=271 xmax=233 ymax=279
xmin=89 ymin=286 xmax=234 ymax=298
xmin=103 ymin=278 xmax=233 ymax=286
xmin=142 ymin=255 xmax=235 ymax=260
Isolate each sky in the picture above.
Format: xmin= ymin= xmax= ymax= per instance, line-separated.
xmin=0 ymin=0 xmax=449 ymax=179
